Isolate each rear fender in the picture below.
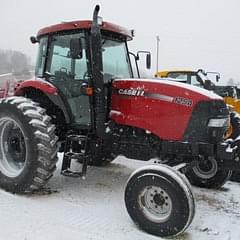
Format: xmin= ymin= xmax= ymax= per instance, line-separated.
xmin=15 ymin=79 xmax=57 ymax=95
xmin=15 ymin=79 xmax=71 ymax=123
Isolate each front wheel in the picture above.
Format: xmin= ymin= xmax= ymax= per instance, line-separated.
xmin=186 ymin=157 xmax=232 ymax=189
xmin=125 ymin=165 xmax=195 ymax=237
xmin=228 ymin=111 xmax=240 ymax=182
xmin=226 ymin=111 xmax=240 ymax=139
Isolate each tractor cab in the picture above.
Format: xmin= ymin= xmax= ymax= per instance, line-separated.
xmin=28 ymin=13 xmax=150 ymax=137
xmin=33 ymin=20 xmax=134 ymax=129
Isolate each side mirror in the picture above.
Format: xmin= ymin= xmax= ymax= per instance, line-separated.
xmin=70 ymin=38 xmax=83 ymax=59
xmin=30 ymin=36 xmax=39 ymax=44
xmin=136 ymin=51 xmax=151 ymax=70
xmin=204 ymin=79 xmax=214 ymax=90
xmin=205 ymin=71 xmax=221 ymax=83
xmin=146 ymin=53 xmax=151 ymax=69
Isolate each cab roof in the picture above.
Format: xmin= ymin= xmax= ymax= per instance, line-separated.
xmin=37 ymin=20 xmax=133 ymax=40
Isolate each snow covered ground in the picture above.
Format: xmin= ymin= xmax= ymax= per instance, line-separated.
xmin=0 ymin=155 xmax=240 ymax=240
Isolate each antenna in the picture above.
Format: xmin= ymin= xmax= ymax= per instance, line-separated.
xmin=156 ymin=35 xmax=160 ymax=73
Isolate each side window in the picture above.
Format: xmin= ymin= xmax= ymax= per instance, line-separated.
xmin=35 ymin=37 xmax=48 ymax=77
xmin=50 ymin=45 xmax=71 ymax=74
xmin=47 ymin=33 xmax=87 ymax=80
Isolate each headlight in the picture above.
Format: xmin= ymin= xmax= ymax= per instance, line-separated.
xmin=208 ymin=118 xmax=229 ymax=127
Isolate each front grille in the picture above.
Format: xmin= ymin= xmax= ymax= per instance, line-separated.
xmin=183 ymin=100 xmax=229 ymax=143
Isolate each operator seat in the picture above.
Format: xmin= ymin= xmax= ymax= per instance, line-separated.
xmin=54 ymin=70 xmax=90 ymax=125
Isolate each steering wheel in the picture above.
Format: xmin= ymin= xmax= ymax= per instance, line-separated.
xmin=83 ymin=71 xmax=90 ymax=80
xmin=60 ymin=67 xmax=68 ymax=73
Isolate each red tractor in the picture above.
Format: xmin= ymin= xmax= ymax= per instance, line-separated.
xmin=0 ymin=5 xmax=239 ymax=237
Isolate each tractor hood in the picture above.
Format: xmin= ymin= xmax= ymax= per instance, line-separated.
xmin=110 ymin=78 xmax=226 ymax=141
xmin=112 ymin=78 xmax=222 ymax=102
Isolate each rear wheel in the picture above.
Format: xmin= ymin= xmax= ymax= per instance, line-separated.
xmin=186 ymin=157 xmax=232 ymax=189
xmin=125 ymin=165 xmax=195 ymax=237
xmin=0 ymin=97 xmax=58 ymax=193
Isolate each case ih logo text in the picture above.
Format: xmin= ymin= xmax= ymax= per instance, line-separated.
xmin=118 ymin=89 xmax=145 ymax=96
xmin=174 ymin=97 xmax=193 ymax=107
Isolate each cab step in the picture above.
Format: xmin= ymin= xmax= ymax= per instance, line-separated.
xmin=61 ymin=134 xmax=89 ymax=178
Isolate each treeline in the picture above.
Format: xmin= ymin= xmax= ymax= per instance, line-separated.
xmin=0 ymin=49 xmax=31 ymax=75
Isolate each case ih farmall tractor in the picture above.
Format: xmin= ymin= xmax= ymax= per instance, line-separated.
xmin=0 ymin=5 xmax=240 ymax=237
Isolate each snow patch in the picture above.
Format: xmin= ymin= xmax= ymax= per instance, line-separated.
xmin=30 ymin=119 xmax=47 ymax=127
xmin=24 ymin=109 xmax=42 ymax=118
xmin=110 ymin=110 xmax=122 ymax=116
xmin=0 ymin=157 xmax=239 ymax=240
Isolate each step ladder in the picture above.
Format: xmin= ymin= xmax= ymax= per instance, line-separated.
xmin=61 ymin=134 xmax=89 ymax=178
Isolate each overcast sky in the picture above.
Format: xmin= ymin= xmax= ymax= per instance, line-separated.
xmin=1 ymin=0 xmax=240 ymax=83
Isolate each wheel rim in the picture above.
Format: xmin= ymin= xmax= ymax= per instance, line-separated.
xmin=138 ymin=185 xmax=173 ymax=223
xmin=193 ymin=158 xmax=218 ymax=179
xmin=0 ymin=118 xmax=27 ymax=177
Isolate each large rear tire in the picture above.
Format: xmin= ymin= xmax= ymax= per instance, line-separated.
xmin=125 ymin=165 xmax=195 ymax=237
xmin=186 ymin=157 xmax=232 ymax=189
xmin=0 ymin=97 xmax=58 ymax=193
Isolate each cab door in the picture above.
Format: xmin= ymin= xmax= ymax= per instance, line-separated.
xmin=46 ymin=32 xmax=91 ymax=126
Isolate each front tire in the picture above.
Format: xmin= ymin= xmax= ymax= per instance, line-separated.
xmin=125 ymin=165 xmax=195 ymax=237
xmin=229 ymin=111 xmax=240 ymax=139
xmin=228 ymin=111 xmax=240 ymax=182
xmin=186 ymin=157 xmax=232 ymax=189
xmin=0 ymin=97 xmax=58 ymax=193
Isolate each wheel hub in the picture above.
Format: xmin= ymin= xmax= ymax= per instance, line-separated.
xmin=153 ymin=193 xmax=165 ymax=206
xmin=0 ymin=118 xmax=27 ymax=177
xmin=138 ymin=185 xmax=172 ymax=223
xmin=7 ymin=130 xmax=25 ymax=162
xmin=193 ymin=157 xmax=218 ymax=179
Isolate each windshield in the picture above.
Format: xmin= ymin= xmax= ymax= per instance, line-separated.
xmin=101 ymin=36 xmax=132 ymax=81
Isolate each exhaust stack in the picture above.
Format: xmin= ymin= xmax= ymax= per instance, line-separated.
xmin=90 ymin=5 xmax=107 ymax=139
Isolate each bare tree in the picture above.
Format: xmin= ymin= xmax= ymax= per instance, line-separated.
xmin=227 ymin=78 xmax=235 ymax=86
xmin=0 ymin=49 xmax=31 ymax=74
